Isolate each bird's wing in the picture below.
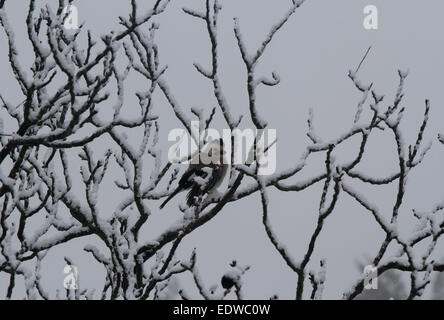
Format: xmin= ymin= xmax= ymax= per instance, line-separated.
xmin=186 ymin=165 xmax=226 ymax=206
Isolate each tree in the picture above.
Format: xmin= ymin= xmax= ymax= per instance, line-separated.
xmin=0 ymin=0 xmax=443 ymax=299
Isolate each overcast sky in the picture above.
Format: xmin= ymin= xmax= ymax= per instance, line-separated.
xmin=1 ymin=0 xmax=444 ymax=299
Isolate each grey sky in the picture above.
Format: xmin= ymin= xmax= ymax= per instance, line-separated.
xmin=1 ymin=0 xmax=444 ymax=299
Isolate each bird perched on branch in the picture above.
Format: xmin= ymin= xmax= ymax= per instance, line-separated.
xmin=159 ymin=138 xmax=228 ymax=210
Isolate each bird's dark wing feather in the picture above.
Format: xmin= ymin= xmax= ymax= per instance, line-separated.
xmin=186 ymin=166 xmax=223 ymax=207
xmin=161 ymin=165 xmax=224 ymax=209
xmin=178 ymin=169 xmax=195 ymax=189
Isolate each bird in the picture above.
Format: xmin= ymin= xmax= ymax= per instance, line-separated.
xmin=159 ymin=138 xmax=228 ymax=210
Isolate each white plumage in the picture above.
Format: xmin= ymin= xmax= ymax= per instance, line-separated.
xmin=159 ymin=138 xmax=227 ymax=209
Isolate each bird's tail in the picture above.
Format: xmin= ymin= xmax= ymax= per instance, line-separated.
xmin=159 ymin=187 xmax=182 ymax=210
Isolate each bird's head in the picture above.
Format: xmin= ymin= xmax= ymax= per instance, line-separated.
xmin=200 ymin=138 xmax=226 ymax=165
